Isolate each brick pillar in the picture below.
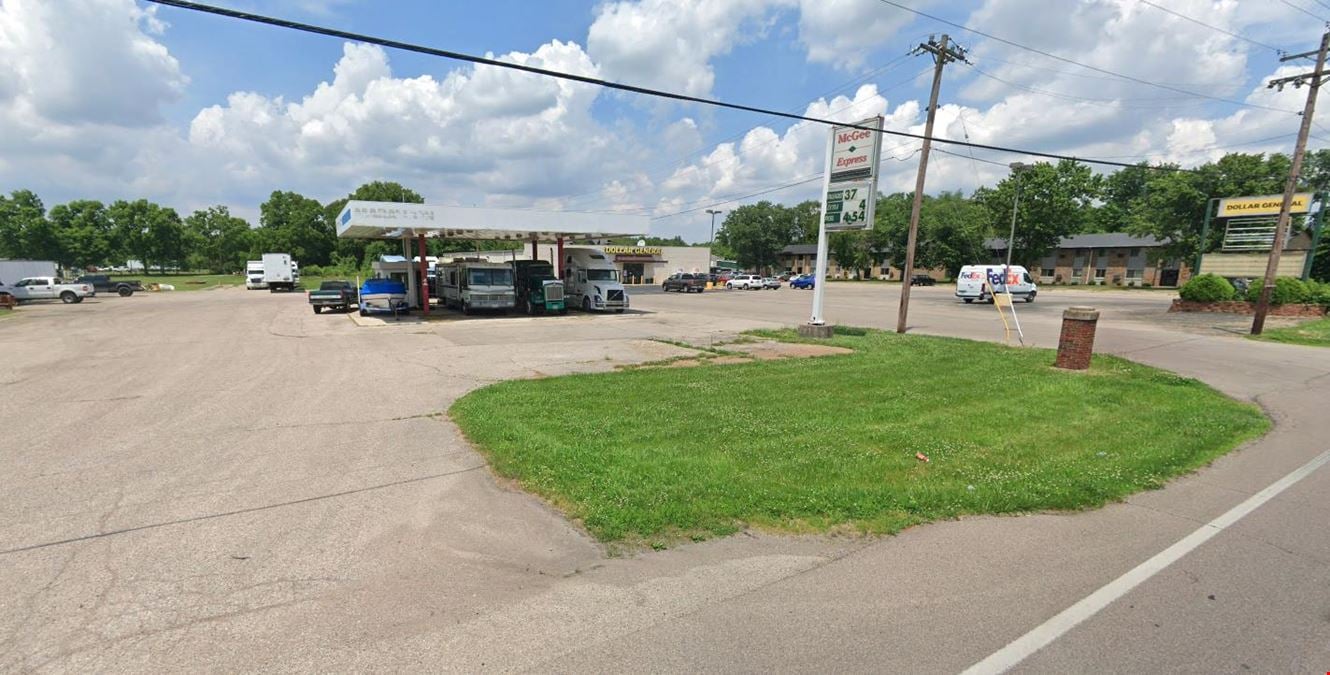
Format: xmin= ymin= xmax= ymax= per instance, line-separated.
xmin=1054 ymin=306 xmax=1099 ymax=370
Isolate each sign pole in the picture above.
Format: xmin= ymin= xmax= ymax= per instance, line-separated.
xmin=1253 ymin=29 xmax=1329 ymax=335
xmin=809 ymin=125 xmax=836 ymax=326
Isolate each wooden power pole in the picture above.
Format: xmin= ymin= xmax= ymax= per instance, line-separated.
xmin=897 ymin=34 xmax=966 ymax=334
xmin=1252 ymin=30 xmax=1330 ymax=335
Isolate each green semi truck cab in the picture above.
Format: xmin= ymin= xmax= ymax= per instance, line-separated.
xmin=512 ymin=260 xmax=567 ymax=315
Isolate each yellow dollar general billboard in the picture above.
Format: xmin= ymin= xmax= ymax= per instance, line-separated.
xmin=1218 ymin=193 xmax=1312 ymax=218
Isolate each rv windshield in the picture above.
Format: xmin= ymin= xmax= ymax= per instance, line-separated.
xmin=587 ymin=269 xmax=619 ymax=282
xmin=468 ymin=268 xmax=513 ymax=287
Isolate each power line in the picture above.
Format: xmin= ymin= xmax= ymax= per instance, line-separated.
xmin=652 ymin=143 xmax=925 ymax=220
xmin=142 ymin=0 xmax=1202 ymax=172
xmin=1278 ymin=0 xmax=1328 ymax=22
xmin=1314 ymin=0 xmax=1330 ymax=11
xmin=562 ymin=59 xmax=933 ymax=210
xmin=1136 ymin=0 xmax=1285 ymax=55
xmin=871 ymin=0 xmax=1300 ymax=114
xmin=966 ymin=64 xmax=1214 ymax=108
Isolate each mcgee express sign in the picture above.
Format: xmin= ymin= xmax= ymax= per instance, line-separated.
xmin=1218 ymin=193 xmax=1312 ymax=218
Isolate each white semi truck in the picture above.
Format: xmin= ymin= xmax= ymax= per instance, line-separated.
xmin=245 ymin=260 xmax=266 ymax=289
xmin=563 ymin=248 xmax=628 ymax=313
xmin=262 ymin=253 xmax=296 ymax=293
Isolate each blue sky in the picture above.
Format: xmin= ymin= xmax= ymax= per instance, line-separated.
xmin=1 ymin=0 xmax=1325 ymax=242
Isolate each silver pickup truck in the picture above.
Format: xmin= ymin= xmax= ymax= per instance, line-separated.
xmin=1 ymin=276 xmax=95 ymax=304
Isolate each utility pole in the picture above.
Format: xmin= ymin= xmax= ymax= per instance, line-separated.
xmin=1253 ymin=30 xmax=1329 ymax=335
xmin=897 ymin=34 xmax=966 ymax=334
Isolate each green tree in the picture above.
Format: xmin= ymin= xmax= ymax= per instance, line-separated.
xmin=828 ymin=230 xmax=872 ymax=277
xmin=186 ymin=205 xmax=253 ymax=273
xmin=259 ymin=191 xmax=333 ymax=265
xmin=146 ymin=206 xmax=187 ymax=273
xmin=0 ymin=190 xmax=47 ymax=259
xmin=715 ymin=201 xmax=801 ymax=271
xmin=1091 ymin=163 xmax=1150 ymax=233
xmin=48 ymin=200 xmax=112 ymax=271
xmin=975 ymin=160 xmax=1101 ymax=265
xmin=876 ymin=191 xmax=989 ymax=277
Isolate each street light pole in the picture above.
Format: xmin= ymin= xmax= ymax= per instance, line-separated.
xmin=706 ymin=209 xmax=723 ymax=245
xmin=1005 ymin=162 xmax=1027 ymax=286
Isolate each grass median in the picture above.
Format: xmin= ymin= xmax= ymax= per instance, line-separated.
xmin=450 ymin=328 xmax=1268 ymax=548
xmin=1251 ymin=317 xmax=1330 ymax=347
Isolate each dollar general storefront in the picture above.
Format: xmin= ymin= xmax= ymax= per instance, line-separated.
xmin=568 ymin=245 xmax=712 ymax=284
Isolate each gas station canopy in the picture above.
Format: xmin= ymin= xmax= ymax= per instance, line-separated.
xmin=336 ymin=201 xmax=649 ymax=242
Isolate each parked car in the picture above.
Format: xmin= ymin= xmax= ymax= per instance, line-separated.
xmin=308 ymin=280 xmax=358 ymax=314
xmin=778 ymin=272 xmax=793 ymax=281
xmin=76 ymin=274 xmax=143 ymax=297
xmin=726 ymin=274 xmax=764 ymax=290
xmin=910 ymin=274 xmax=936 ymax=287
xmin=662 ymin=272 xmax=707 ymax=293
xmin=790 ymin=274 xmax=816 ymax=290
xmin=762 ymin=277 xmax=781 ymax=289
xmin=0 ymin=276 xmax=94 ymax=303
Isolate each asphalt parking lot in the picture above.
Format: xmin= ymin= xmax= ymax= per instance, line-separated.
xmin=1 ymin=284 xmax=1327 ymax=671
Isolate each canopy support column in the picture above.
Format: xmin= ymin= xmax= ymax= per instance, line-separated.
xmin=556 ymin=237 xmax=564 ymax=277
xmin=417 ymin=233 xmax=430 ymax=316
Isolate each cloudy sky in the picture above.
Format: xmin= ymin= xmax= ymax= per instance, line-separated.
xmin=1 ymin=0 xmax=1326 ymax=241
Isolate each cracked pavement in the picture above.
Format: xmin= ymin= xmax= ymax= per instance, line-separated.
xmin=1 ymin=284 xmax=1327 ymax=672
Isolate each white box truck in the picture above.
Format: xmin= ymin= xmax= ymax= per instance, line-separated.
xmin=262 ymin=253 xmax=296 ymax=293
xmin=563 ymin=248 xmax=629 ymax=313
xmin=0 ymin=260 xmax=58 ymax=285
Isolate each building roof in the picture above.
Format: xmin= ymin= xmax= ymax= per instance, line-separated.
xmin=780 ymin=244 xmax=820 ymax=255
xmin=985 ymin=233 xmax=1165 ymax=250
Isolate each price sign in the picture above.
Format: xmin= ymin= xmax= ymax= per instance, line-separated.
xmin=824 ymin=181 xmax=872 ymax=230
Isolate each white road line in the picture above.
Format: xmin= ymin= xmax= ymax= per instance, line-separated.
xmin=962 ymin=448 xmax=1330 ymax=675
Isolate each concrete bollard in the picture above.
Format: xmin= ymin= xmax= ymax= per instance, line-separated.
xmin=1054 ymin=306 xmax=1099 ymax=370
xmin=798 ymin=323 xmax=834 ymax=339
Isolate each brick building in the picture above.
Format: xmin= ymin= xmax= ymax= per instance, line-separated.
xmin=777 ymin=244 xmax=948 ymax=281
xmin=987 ymin=233 xmax=1193 ymax=287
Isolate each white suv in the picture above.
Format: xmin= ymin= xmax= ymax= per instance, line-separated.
xmin=726 ymin=274 xmax=764 ymax=290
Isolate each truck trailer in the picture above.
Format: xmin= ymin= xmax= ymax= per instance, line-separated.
xmin=262 ymin=253 xmax=296 ymax=292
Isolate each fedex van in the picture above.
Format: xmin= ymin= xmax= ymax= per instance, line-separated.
xmin=955 ymin=264 xmax=1037 ymax=303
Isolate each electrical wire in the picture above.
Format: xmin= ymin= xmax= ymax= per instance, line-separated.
xmin=651 ymin=144 xmax=925 ymax=220
xmin=1136 ymin=0 xmax=1285 ymax=55
xmin=141 ymin=0 xmax=1202 ymax=172
xmin=561 ymin=59 xmax=933 ymax=210
xmin=871 ymin=0 xmax=1300 ymax=114
xmin=1278 ymin=0 xmax=1328 ymax=22
xmin=966 ymin=64 xmax=1215 ymax=108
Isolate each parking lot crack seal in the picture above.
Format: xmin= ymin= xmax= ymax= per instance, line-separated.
xmin=0 ymin=464 xmax=487 ymax=556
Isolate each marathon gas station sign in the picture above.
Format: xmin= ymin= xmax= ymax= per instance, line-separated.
xmin=824 ymin=117 xmax=883 ymax=231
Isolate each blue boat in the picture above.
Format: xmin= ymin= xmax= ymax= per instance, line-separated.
xmin=358 ymin=278 xmax=409 ymax=316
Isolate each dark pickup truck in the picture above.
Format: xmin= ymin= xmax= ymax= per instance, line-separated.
xmin=77 ymin=274 xmax=143 ymax=297
xmin=662 ymin=272 xmax=706 ymax=293
xmin=308 ymin=280 xmax=358 ymax=314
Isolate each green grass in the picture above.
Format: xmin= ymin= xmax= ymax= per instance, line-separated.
xmin=1251 ymin=317 xmax=1330 ymax=347
xmin=450 ymin=329 xmax=1268 ymax=547
xmin=110 ymin=273 xmax=244 ymax=291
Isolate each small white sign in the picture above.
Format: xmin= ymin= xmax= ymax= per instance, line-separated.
xmin=824 ymin=181 xmax=873 ymax=231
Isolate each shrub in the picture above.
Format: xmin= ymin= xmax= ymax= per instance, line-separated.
xmin=1305 ymin=279 xmax=1330 ymax=307
xmin=1244 ymin=277 xmax=1310 ymax=305
xmin=1179 ymin=274 xmax=1236 ymax=302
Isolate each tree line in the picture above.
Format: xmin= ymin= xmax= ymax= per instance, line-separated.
xmin=714 ymin=150 xmax=1330 ymax=282
xmin=0 ymin=181 xmax=522 ymax=275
